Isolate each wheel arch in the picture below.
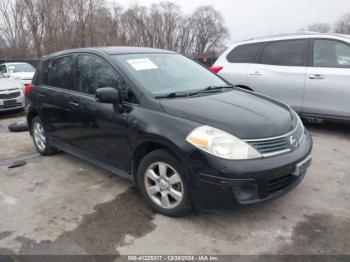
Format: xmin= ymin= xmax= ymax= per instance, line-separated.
xmin=131 ymin=137 xmax=187 ymax=185
xmin=27 ymin=109 xmax=39 ymax=135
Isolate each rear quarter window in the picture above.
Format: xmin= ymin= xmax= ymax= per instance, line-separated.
xmin=31 ymin=63 xmax=41 ymax=85
xmin=226 ymin=43 xmax=264 ymax=63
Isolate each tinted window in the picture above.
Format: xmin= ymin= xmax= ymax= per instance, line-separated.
xmin=42 ymin=60 xmax=52 ymax=86
xmin=117 ymin=78 xmax=138 ymax=103
xmin=227 ymin=43 xmax=263 ymax=63
xmin=314 ymin=39 xmax=350 ymax=68
xmin=50 ymin=55 xmax=75 ymax=89
xmin=32 ymin=63 xmax=41 ymax=85
xmin=77 ymin=55 xmax=119 ymax=95
xmin=0 ymin=65 xmax=6 ymax=73
xmin=260 ymin=40 xmax=306 ymax=66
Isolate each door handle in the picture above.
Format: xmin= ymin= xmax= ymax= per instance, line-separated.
xmin=309 ymin=74 xmax=325 ymax=80
xmin=250 ymin=71 xmax=262 ymax=76
xmin=37 ymin=93 xmax=45 ymax=99
xmin=68 ymin=101 xmax=79 ymax=108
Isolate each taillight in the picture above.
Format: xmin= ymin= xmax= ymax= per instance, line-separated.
xmin=209 ymin=66 xmax=223 ymax=73
xmin=24 ymin=84 xmax=33 ymax=97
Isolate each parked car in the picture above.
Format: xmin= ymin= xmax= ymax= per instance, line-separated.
xmin=0 ymin=73 xmax=25 ymax=112
xmin=0 ymin=62 xmax=36 ymax=85
xmin=25 ymin=47 xmax=312 ymax=216
xmin=211 ymin=33 xmax=350 ymax=123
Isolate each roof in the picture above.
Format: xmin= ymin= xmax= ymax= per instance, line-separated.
xmin=99 ymin=46 xmax=174 ymax=55
xmin=240 ymin=32 xmax=350 ymax=42
xmin=1 ymin=62 xmax=32 ymax=65
xmin=42 ymin=46 xmax=175 ymax=61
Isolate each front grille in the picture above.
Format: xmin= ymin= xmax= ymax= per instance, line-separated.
xmin=267 ymin=174 xmax=297 ymax=196
xmin=248 ymin=137 xmax=289 ymax=155
xmin=0 ymin=91 xmax=20 ymax=99
xmin=245 ymin=120 xmax=304 ymax=157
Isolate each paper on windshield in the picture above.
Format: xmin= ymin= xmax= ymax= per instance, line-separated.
xmin=127 ymin=58 xmax=158 ymax=71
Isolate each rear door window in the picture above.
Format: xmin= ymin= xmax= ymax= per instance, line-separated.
xmin=50 ymin=55 xmax=75 ymax=89
xmin=260 ymin=39 xmax=306 ymax=66
xmin=226 ymin=42 xmax=264 ymax=63
xmin=313 ymin=39 xmax=350 ymax=68
xmin=76 ymin=55 xmax=119 ymax=95
xmin=42 ymin=60 xmax=52 ymax=86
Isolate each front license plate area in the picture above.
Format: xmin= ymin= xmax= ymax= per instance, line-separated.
xmin=293 ymin=155 xmax=312 ymax=177
xmin=4 ymin=99 xmax=17 ymax=108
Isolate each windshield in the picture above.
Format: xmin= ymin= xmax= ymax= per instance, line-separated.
xmin=113 ymin=53 xmax=228 ymax=96
xmin=8 ymin=63 xmax=36 ymax=73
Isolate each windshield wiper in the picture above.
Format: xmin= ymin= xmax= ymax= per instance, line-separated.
xmin=155 ymin=85 xmax=235 ymax=99
xmin=155 ymin=92 xmax=193 ymax=99
xmin=198 ymin=85 xmax=235 ymax=93
xmin=187 ymin=85 xmax=235 ymax=96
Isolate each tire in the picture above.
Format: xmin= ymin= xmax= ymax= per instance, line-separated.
xmin=8 ymin=122 xmax=29 ymax=132
xmin=31 ymin=116 xmax=57 ymax=156
xmin=137 ymin=149 xmax=193 ymax=216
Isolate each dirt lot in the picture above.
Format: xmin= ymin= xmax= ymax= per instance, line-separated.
xmin=0 ymin=111 xmax=349 ymax=256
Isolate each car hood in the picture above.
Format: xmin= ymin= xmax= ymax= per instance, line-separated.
xmin=159 ymin=89 xmax=295 ymax=139
xmin=0 ymin=78 xmax=22 ymax=90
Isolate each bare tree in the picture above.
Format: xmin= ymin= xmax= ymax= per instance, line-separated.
xmin=307 ymin=23 xmax=331 ymax=33
xmin=0 ymin=0 xmax=29 ymax=58
xmin=22 ymin=0 xmax=51 ymax=58
xmin=69 ymin=0 xmax=95 ymax=47
xmin=191 ymin=6 xmax=229 ymax=55
xmin=0 ymin=0 xmax=229 ymax=59
xmin=176 ymin=16 xmax=195 ymax=56
xmin=334 ymin=13 xmax=350 ymax=34
xmin=149 ymin=1 xmax=181 ymax=50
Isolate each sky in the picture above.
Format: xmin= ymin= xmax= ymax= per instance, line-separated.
xmin=108 ymin=0 xmax=349 ymax=43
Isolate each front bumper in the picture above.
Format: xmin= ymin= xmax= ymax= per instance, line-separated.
xmin=0 ymin=96 xmax=25 ymax=112
xmin=186 ymin=130 xmax=313 ymax=210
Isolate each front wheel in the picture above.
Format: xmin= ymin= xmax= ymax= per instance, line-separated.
xmin=31 ymin=116 xmax=57 ymax=156
xmin=137 ymin=149 xmax=193 ymax=216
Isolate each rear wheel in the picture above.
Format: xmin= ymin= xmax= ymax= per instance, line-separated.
xmin=31 ymin=116 xmax=57 ymax=156
xmin=137 ymin=149 xmax=192 ymax=216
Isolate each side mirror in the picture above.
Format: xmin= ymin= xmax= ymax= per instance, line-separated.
xmin=95 ymin=87 xmax=120 ymax=104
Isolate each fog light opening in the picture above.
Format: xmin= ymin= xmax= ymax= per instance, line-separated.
xmin=234 ymin=182 xmax=259 ymax=202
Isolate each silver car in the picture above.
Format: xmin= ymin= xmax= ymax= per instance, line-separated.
xmin=212 ymin=33 xmax=350 ymax=122
xmin=0 ymin=73 xmax=25 ymax=112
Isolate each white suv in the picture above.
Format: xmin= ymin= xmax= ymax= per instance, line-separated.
xmin=212 ymin=33 xmax=350 ymax=122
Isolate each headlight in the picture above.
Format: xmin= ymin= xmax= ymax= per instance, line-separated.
xmin=186 ymin=125 xmax=262 ymax=160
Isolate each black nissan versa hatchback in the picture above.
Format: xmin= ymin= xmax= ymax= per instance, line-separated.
xmin=25 ymin=47 xmax=312 ymax=216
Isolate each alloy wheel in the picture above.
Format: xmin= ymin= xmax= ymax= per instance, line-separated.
xmin=144 ymin=162 xmax=184 ymax=209
xmin=33 ymin=122 xmax=46 ymax=152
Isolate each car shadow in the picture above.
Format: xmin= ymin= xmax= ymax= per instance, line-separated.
xmin=0 ymin=109 xmax=25 ymax=120
xmin=304 ymin=120 xmax=350 ymax=140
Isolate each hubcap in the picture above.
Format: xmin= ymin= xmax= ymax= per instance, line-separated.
xmin=144 ymin=162 xmax=184 ymax=209
xmin=33 ymin=122 xmax=46 ymax=152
